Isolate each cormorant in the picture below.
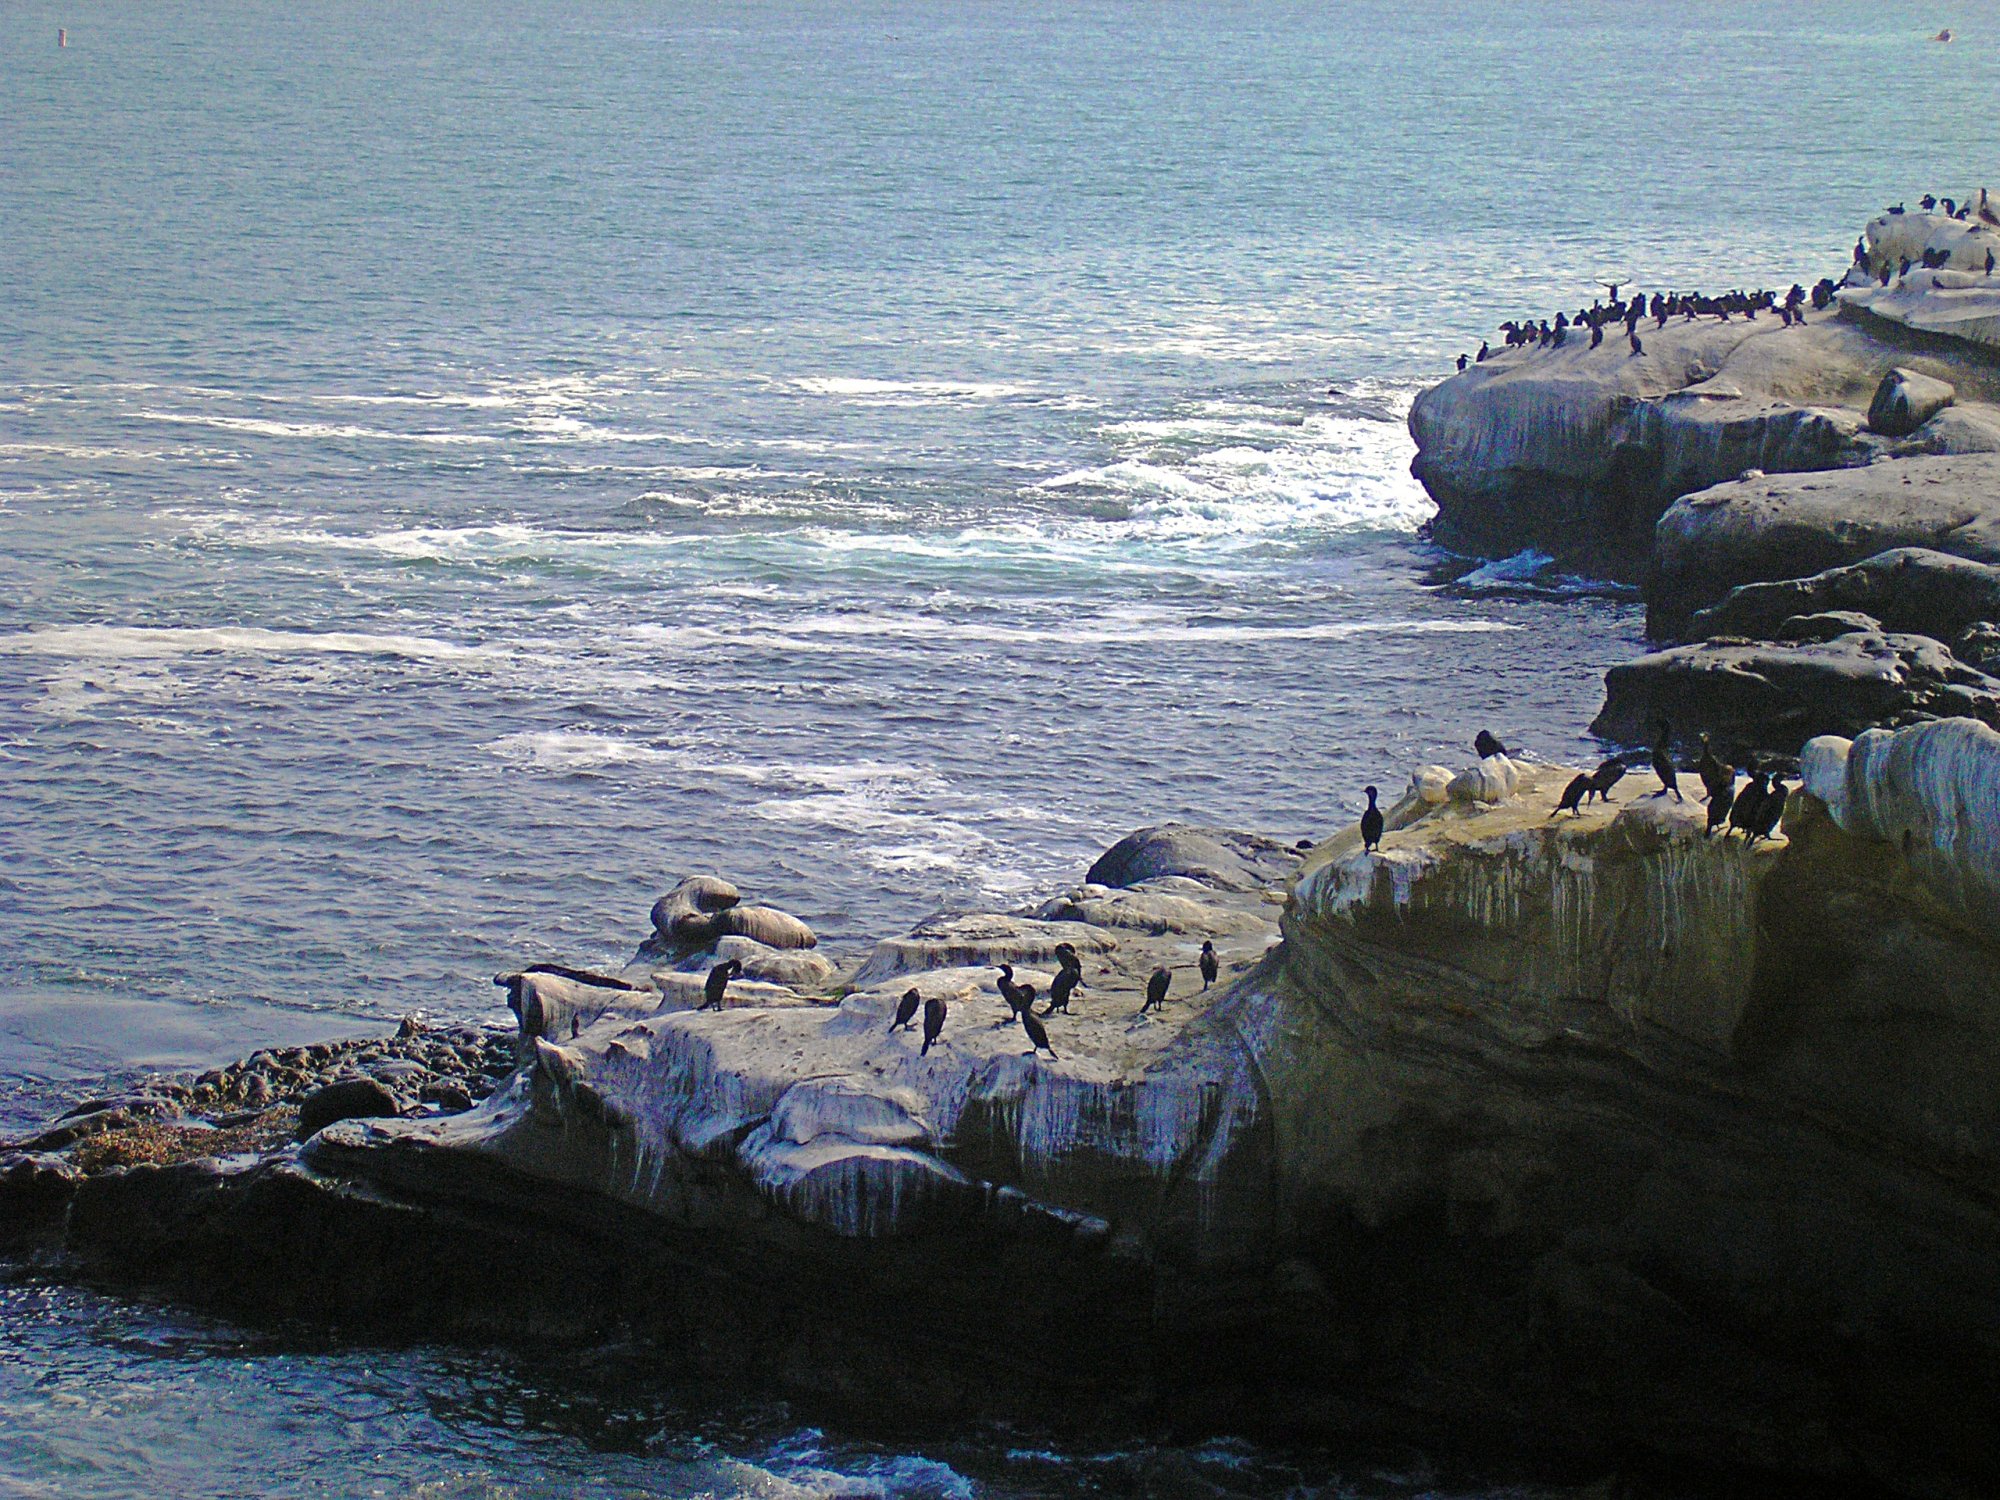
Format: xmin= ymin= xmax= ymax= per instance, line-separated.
xmin=1141 ymin=966 xmax=1171 ymax=1014
xmin=1020 ymin=1007 xmax=1057 ymax=1058
xmin=890 ymin=987 xmax=921 ymax=1032
xmin=1988 ymin=249 xmax=1996 ymax=277
xmin=1705 ymin=778 xmax=1735 ymax=837
xmin=1749 ymin=776 xmax=1789 ymax=843
xmin=920 ymin=995 xmax=947 ymax=1055
xmin=1921 ymin=195 xmax=1937 ymax=211
xmin=1649 ymin=722 xmax=1682 ymax=801
xmin=1046 ymin=963 xmax=1080 ymax=1014
xmin=1554 ymin=772 xmax=1593 ymax=817
xmin=1476 ymin=341 xmax=1491 ymax=362
xmin=570 ymin=1014 xmax=580 ymax=1039
xmin=1587 ymin=758 xmax=1627 ymax=804
xmin=1728 ymin=770 xmax=1768 ymax=839
xmin=700 ymin=958 xmax=743 ymax=1011
xmin=1697 ymin=734 xmax=1731 ymax=804
xmin=1199 ymin=941 xmax=1219 ymax=989
xmin=1629 ymin=329 xmax=1644 ymax=357
xmin=1360 ymin=784 xmax=1384 ymax=853
xmin=1053 ymin=942 xmax=1081 ymax=973
xmin=1474 ymin=729 xmax=1508 ymax=760
xmin=995 ymin=963 xmax=1032 ymax=1016
xmin=1457 ymin=353 xmax=1470 ymax=371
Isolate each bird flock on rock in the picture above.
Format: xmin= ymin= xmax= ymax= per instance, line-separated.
xmin=873 ymin=927 xmax=1233 ymax=1064
xmin=1360 ymin=725 xmax=1791 ymax=866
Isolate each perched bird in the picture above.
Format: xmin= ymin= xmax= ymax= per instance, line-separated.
xmin=995 ymin=963 xmax=1032 ymax=1016
xmin=1199 ymin=941 xmax=1219 ymax=989
xmin=1053 ymin=942 xmax=1081 ymax=973
xmin=570 ymin=1014 xmax=581 ymax=1039
xmin=700 ymin=958 xmax=744 ymax=1011
xmin=1587 ymin=758 xmax=1627 ymax=804
xmin=920 ymin=995 xmax=948 ymax=1055
xmin=1360 ymin=785 xmax=1384 ymax=853
xmin=1554 ymin=772 xmax=1593 ymax=817
xmin=1697 ymin=734 xmax=1731 ymax=804
xmin=1046 ymin=963 xmax=1081 ymax=1015
xmin=1649 ymin=721 xmax=1682 ymax=801
xmin=1474 ymin=729 xmax=1509 ymax=760
xmin=1141 ymin=966 xmax=1171 ymax=1014
xmin=1629 ymin=328 xmax=1644 ymax=357
xmin=1728 ymin=770 xmax=1769 ymax=840
xmin=1749 ymin=776 xmax=1789 ymax=843
xmin=890 ymin=987 xmax=921 ymax=1033
xmin=1019 ymin=1007 xmax=1057 ymax=1058
xmin=1705 ymin=777 xmax=1735 ymax=837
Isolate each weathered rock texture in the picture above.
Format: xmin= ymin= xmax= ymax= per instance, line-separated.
xmin=1592 ymin=629 xmax=2000 ymax=753
xmin=1409 ymin=309 xmax=2000 ymax=576
xmin=1648 ymin=456 xmax=2000 ymax=636
xmin=1688 ymin=546 xmax=2000 ymax=646
xmin=22 ymin=772 xmax=2000 ymax=1497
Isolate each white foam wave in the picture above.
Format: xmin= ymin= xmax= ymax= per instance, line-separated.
xmin=791 ymin=376 xmax=1031 ymax=402
xmin=135 ymin=411 xmax=499 ymax=445
xmin=629 ymin=616 xmax=1513 ymax=650
xmin=0 ymin=625 xmax=494 ymax=662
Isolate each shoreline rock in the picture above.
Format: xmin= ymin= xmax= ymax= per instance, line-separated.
xmin=9 ymin=767 xmax=2000 ymax=1497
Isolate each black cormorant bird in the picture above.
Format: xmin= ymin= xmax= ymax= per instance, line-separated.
xmin=1629 ymin=329 xmax=1644 ymax=357
xmin=995 ymin=963 xmax=1032 ymax=1016
xmin=1141 ymin=966 xmax=1171 ymax=1014
xmin=1554 ymin=772 xmax=1593 ymax=817
xmin=1020 ymin=1007 xmax=1057 ymax=1058
xmin=700 ymin=958 xmax=743 ymax=1011
xmin=1697 ymin=734 xmax=1731 ymax=804
xmin=570 ymin=1014 xmax=581 ymax=1039
xmin=1046 ymin=963 xmax=1080 ymax=1014
xmin=1199 ymin=941 xmax=1218 ymax=989
xmin=920 ymin=995 xmax=947 ymax=1055
xmin=1360 ymin=785 xmax=1384 ymax=853
xmin=1053 ymin=942 xmax=1081 ymax=974
xmin=1705 ymin=777 xmax=1735 ymax=837
xmin=1474 ymin=729 xmax=1509 ymax=760
xmin=1649 ymin=722 xmax=1682 ymax=800
xmin=890 ymin=987 xmax=921 ymax=1032
xmin=1749 ymin=776 xmax=1789 ymax=843
xmin=1587 ymin=758 xmax=1627 ymax=804
xmin=1727 ymin=770 xmax=1768 ymax=839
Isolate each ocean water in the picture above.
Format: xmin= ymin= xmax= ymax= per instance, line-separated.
xmin=4 ymin=0 xmax=1997 ymax=1493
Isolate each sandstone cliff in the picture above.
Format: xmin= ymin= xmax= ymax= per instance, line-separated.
xmin=19 ymin=747 xmax=2000 ymax=1497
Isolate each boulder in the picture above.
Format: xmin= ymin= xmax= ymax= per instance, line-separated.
xmin=1085 ymin=824 xmax=1300 ymax=892
xmin=1035 ymin=886 xmax=1267 ymax=936
xmin=296 ymin=1079 xmax=400 ymax=1139
xmin=1445 ymin=753 xmax=1521 ymax=803
xmin=710 ymin=934 xmax=835 ymax=989
xmin=1896 ymin=404 xmax=2000 ymax=456
xmin=1593 ymin=630 xmax=2000 ymax=753
xmin=1688 ymin=547 xmax=2000 ymax=647
xmin=1867 ymin=367 xmax=1955 ymax=437
xmin=1649 ymin=455 xmax=2000 ymax=635
xmin=850 ymin=913 xmax=1115 ymax=987
xmin=0 ymin=1153 xmax=81 ymax=1250
xmin=1774 ymin=610 xmax=1883 ymax=643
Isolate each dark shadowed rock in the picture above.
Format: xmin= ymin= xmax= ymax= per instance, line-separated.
xmin=1689 ymin=547 xmax=2000 ymax=647
xmin=1593 ymin=630 xmax=2000 ymax=753
xmin=0 ymin=1153 xmax=81 ymax=1250
xmin=1867 ymin=367 xmax=1955 ymax=437
xmin=296 ymin=1079 xmax=400 ymax=1139
xmin=1649 ymin=456 xmax=2000 ymax=635
xmin=1085 ymin=824 xmax=1301 ymax=892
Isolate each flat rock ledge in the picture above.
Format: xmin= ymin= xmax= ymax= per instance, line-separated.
xmin=8 ymin=756 xmax=2000 ymax=1498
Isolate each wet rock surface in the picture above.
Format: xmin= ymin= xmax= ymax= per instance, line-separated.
xmin=1688 ymin=546 xmax=2000 ymax=646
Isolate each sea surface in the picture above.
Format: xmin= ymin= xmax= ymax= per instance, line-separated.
xmin=4 ymin=1 xmax=1997 ymax=1493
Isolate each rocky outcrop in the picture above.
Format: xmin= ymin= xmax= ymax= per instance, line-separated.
xmin=1409 ymin=306 xmax=2000 ymax=575
xmin=1647 ymin=455 xmax=2000 ymax=636
xmin=1867 ymin=366 xmax=1956 ymax=436
xmin=1687 ymin=546 xmax=2000 ymax=646
xmin=1592 ymin=628 xmax=2000 ymax=753
xmin=21 ymin=768 xmax=2000 ymax=1496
